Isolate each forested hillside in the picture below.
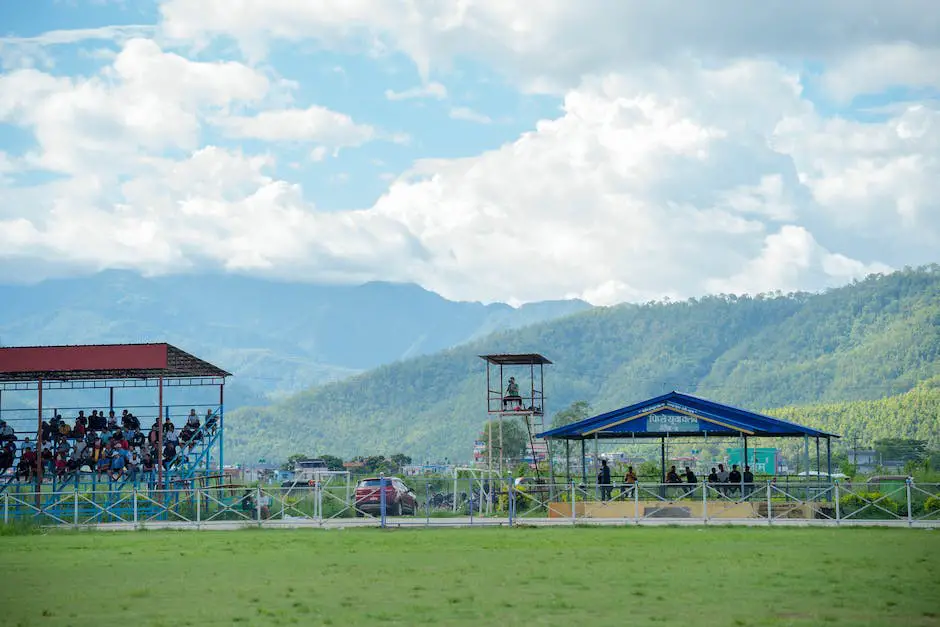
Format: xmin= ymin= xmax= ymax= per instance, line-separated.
xmin=227 ymin=267 xmax=940 ymax=463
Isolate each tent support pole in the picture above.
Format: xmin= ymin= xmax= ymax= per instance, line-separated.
xmin=826 ymin=436 xmax=832 ymax=501
xmin=815 ymin=436 xmax=820 ymax=478
xmin=580 ymin=439 xmax=586 ymax=483
xmin=660 ymin=437 xmax=665 ymax=484
xmin=743 ymin=435 xmax=748 ymax=494
xmin=565 ymin=440 xmax=570 ymax=485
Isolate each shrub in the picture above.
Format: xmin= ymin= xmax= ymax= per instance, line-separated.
xmin=839 ymin=491 xmax=901 ymax=518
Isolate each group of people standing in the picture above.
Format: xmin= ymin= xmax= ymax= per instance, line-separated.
xmin=595 ymin=459 xmax=757 ymax=500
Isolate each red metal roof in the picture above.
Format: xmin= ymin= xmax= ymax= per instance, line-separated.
xmin=0 ymin=343 xmax=231 ymax=382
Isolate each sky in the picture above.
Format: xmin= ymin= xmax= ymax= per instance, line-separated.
xmin=0 ymin=0 xmax=938 ymax=306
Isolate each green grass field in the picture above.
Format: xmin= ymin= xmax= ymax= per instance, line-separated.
xmin=2 ymin=527 xmax=938 ymax=626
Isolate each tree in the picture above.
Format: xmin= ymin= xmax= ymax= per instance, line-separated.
xmin=480 ymin=418 xmax=528 ymax=462
xmin=390 ymin=453 xmax=412 ymax=469
xmin=874 ymin=439 xmax=928 ymax=463
xmin=280 ymin=453 xmax=308 ymax=471
xmin=318 ymin=454 xmax=345 ymax=471
xmin=552 ymin=400 xmax=593 ymax=429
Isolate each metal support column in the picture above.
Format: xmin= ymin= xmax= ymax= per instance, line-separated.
xmin=815 ymin=437 xmax=820 ymax=477
xmin=219 ymin=383 xmax=225 ymax=473
xmin=826 ymin=436 xmax=832 ymax=500
xmin=660 ymin=437 xmax=666 ymax=484
xmin=742 ymin=435 xmax=748 ymax=495
xmin=109 ymin=387 xmax=114 ymax=414
xmin=36 ymin=378 xmax=43 ymax=502
xmin=565 ymin=440 xmax=570 ymax=485
xmin=157 ymin=376 xmax=164 ymax=489
xmin=580 ymin=439 xmax=586 ymax=483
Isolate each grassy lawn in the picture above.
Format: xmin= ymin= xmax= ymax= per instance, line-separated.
xmin=1 ymin=526 xmax=938 ymax=626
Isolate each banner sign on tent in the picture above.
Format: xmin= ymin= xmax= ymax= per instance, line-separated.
xmin=647 ymin=412 xmax=699 ymax=432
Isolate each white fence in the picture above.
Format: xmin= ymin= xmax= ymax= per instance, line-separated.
xmin=4 ymin=478 xmax=938 ymax=529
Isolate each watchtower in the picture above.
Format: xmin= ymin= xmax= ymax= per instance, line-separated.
xmin=480 ymin=353 xmax=554 ymax=483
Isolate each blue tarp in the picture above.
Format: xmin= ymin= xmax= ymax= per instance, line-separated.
xmin=538 ymin=391 xmax=838 ymax=440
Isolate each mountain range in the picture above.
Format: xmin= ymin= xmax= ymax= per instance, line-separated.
xmin=225 ymin=266 xmax=940 ymax=463
xmin=0 ymin=270 xmax=589 ymax=405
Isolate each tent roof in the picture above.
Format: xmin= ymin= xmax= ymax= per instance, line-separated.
xmin=0 ymin=343 xmax=231 ymax=382
xmin=538 ymin=391 xmax=838 ymax=440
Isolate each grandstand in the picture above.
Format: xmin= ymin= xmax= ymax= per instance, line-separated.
xmin=0 ymin=343 xmax=231 ymax=502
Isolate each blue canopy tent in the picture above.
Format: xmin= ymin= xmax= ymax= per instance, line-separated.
xmin=537 ymin=391 xmax=840 ymax=484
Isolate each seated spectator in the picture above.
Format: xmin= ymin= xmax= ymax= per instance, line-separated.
xmin=707 ymin=467 xmax=719 ymax=483
xmin=54 ymin=453 xmax=68 ymax=477
xmin=41 ymin=447 xmax=54 ymax=475
xmin=0 ymin=441 xmax=15 ymax=473
xmin=109 ymin=447 xmax=127 ymax=480
xmin=72 ymin=421 xmax=86 ymax=439
xmin=0 ymin=419 xmax=14 ymax=442
xmin=187 ymin=409 xmax=200 ymax=428
xmin=163 ymin=418 xmax=176 ymax=433
xmin=205 ymin=410 xmax=218 ymax=433
xmin=165 ymin=424 xmax=179 ymax=445
xmin=18 ymin=446 xmax=36 ymax=480
xmin=130 ymin=429 xmax=145 ymax=449
xmin=106 ymin=413 xmax=118 ymax=432
xmin=96 ymin=454 xmax=110 ymax=477
xmin=684 ymin=466 xmax=697 ymax=483
xmin=89 ymin=410 xmax=106 ymax=431
xmin=40 ymin=420 xmax=54 ymax=443
xmin=57 ymin=420 xmax=71 ymax=438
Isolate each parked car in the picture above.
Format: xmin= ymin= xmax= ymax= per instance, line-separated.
xmin=354 ymin=477 xmax=417 ymax=516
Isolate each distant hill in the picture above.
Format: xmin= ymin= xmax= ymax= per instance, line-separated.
xmin=0 ymin=270 xmax=590 ymax=402
xmin=225 ymin=266 xmax=940 ymax=463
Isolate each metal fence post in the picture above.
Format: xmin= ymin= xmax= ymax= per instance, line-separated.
xmin=570 ymin=481 xmax=576 ymax=523
xmin=633 ymin=481 xmax=640 ymax=523
xmin=256 ymin=485 xmax=262 ymax=524
xmin=72 ymin=486 xmax=79 ymax=526
xmin=379 ymin=474 xmax=387 ymax=528
xmin=468 ymin=477 xmax=474 ymax=525
xmin=767 ymin=482 xmax=773 ymax=526
xmin=133 ymin=488 xmax=138 ymax=526
xmin=316 ymin=481 xmax=323 ymax=522
xmin=702 ymin=481 xmax=708 ymax=523
xmin=3 ymin=491 xmax=8 ymax=524
xmin=507 ymin=476 xmax=514 ymax=526
xmin=834 ymin=482 xmax=840 ymax=524
xmin=196 ymin=487 xmax=201 ymax=525
xmin=906 ymin=478 xmax=913 ymax=527
xmin=425 ymin=482 xmax=430 ymax=527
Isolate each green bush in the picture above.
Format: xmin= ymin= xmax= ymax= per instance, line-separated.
xmin=839 ymin=491 xmax=901 ymax=519
xmin=924 ymin=495 xmax=940 ymax=513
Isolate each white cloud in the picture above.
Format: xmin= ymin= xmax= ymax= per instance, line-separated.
xmin=822 ymin=44 xmax=940 ymax=103
xmin=0 ymin=147 xmax=422 ymax=280
xmin=449 ymin=106 xmax=491 ymax=124
xmin=216 ymin=105 xmax=376 ymax=148
xmin=0 ymin=38 xmax=271 ymax=174
xmin=385 ymin=82 xmax=447 ymax=101
xmin=158 ymin=0 xmax=940 ymax=96
xmin=1 ymin=3 xmax=938 ymax=305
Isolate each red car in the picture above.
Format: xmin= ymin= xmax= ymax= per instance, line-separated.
xmin=354 ymin=477 xmax=417 ymax=516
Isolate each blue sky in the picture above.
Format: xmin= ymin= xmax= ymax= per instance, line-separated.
xmin=0 ymin=1 xmax=938 ymax=305
xmin=1 ymin=1 xmax=562 ymax=211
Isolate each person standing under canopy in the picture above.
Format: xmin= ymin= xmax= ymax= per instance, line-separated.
xmin=597 ymin=459 xmax=612 ymax=501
